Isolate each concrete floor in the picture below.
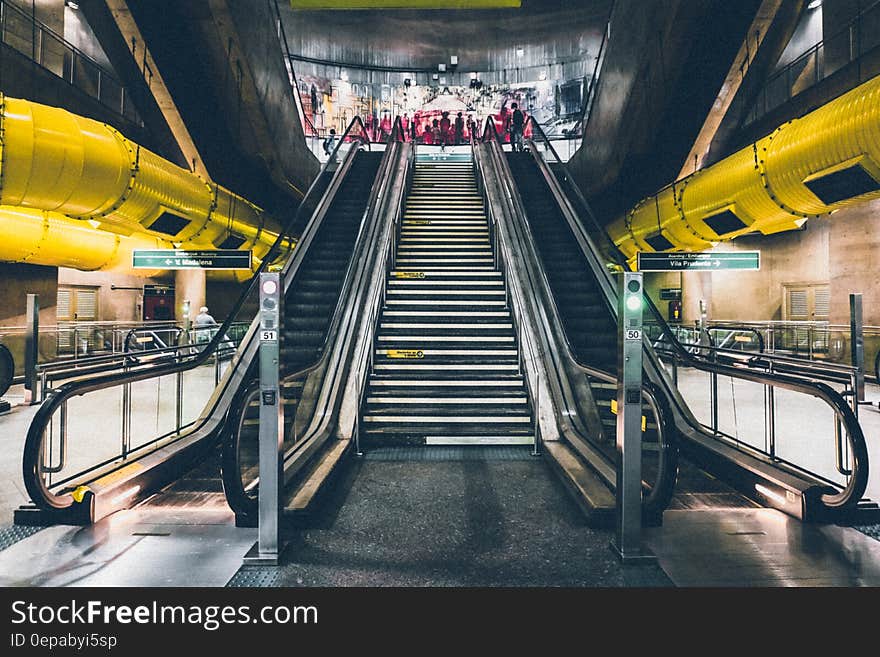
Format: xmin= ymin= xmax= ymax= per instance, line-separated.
xmin=672 ymin=369 xmax=880 ymax=502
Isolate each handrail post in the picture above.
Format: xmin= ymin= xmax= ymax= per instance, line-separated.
xmin=24 ymin=293 xmax=39 ymax=405
xmin=765 ymin=363 xmax=776 ymax=459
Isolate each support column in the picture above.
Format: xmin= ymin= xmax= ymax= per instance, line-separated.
xmin=174 ymin=269 xmax=206 ymax=323
xmin=682 ymin=271 xmax=712 ymax=324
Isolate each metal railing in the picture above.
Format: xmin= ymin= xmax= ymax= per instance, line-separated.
xmin=746 ymin=0 xmax=880 ymax=125
xmin=479 ymin=117 xmax=677 ymax=514
xmin=21 ymin=116 xmax=373 ymax=516
xmin=0 ymin=0 xmax=141 ymax=124
xmin=521 ymin=115 xmax=869 ymax=513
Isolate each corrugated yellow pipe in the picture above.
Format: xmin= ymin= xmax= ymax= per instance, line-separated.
xmin=610 ymin=73 xmax=880 ymax=260
xmin=0 ymin=206 xmax=261 ymax=281
xmin=0 ymin=95 xmax=281 ymax=256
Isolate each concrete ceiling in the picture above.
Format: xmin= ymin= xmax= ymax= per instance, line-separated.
xmin=279 ymin=0 xmax=612 ymax=73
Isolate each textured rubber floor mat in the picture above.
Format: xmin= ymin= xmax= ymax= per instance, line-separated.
xmin=362 ymin=445 xmax=535 ymax=461
xmin=0 ymin=525 xmax=44 ymax=552
xmin=226 ymin=567 xmax=281 ymax=588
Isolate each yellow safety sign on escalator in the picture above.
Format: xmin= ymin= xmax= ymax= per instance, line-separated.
xmin=387 ymin=349 xmax=424 ymax=359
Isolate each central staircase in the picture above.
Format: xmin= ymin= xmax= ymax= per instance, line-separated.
xmin=361 ymin=153 xmax=534 ymax=446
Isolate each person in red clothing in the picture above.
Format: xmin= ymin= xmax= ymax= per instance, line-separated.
xmin=423 ymin=122 xmax=434 ymax=144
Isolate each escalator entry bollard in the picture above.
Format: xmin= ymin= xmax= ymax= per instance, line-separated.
xmin=244 ymin=273 xmax=285 ymax=565
xmin=611 ymin=272 xmax=656 ymax=563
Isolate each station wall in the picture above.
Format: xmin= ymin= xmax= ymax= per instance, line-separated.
xmin=645 ymin=197 xmax=880 ymax=328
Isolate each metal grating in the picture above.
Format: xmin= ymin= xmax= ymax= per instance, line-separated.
xmin=227 ymin=567 xmax=282 ymax=588
xmin=362 ymin=446 xmax=535 ymax=461
xmin=0 ymin=525 xmax=45 ymax=552
xmin=856 ymin=525 xmax=880 ymax=544
xmin=814 ymin=286 xmax=830 ymax=318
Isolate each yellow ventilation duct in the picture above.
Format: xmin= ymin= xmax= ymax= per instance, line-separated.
xmin=0 ymin=206 xmax=262 ymax=282
xmin=0 ymin=95 xmax=282 ymax=258
xmin=610 ymin=73 xmax=880 ymax=260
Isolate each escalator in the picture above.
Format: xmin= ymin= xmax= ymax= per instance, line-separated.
xmin=221 ymin=151 xmax=385 ymax=523
xmin=506 ymin=151 xmax=748 ymax=512
xmin=17 ymin=119 xmax=383 ymax=526
xmin=475 ymin=120 xmax=869 ymax=524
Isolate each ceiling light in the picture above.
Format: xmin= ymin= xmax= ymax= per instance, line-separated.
xmin=450 ymin=55 xmax=458 ymax=66
xmin=516 ymin=47 xmax=524 ymax=58
xmin=438 ymin=63 xmax=446 ymax=72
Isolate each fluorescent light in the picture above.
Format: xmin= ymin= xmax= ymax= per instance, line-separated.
xmin=450 ymin=55 xmax=458 ymax=66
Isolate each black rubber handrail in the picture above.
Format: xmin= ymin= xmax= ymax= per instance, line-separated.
xmin=222 ymin=116 xmax=407 ymax=513
xmin=520 ymin=116 xmax=869 ymax=511
xmin=478 ymin=118 xmax=677 ymax=515
xmin=22 ymin=116 xmax=370 ymax=511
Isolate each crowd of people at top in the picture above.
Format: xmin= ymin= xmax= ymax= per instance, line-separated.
xmin=321 ymin=102 xmax=530 ymax=156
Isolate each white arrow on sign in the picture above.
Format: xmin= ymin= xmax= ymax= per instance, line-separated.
xmin=165 ymin=259 xmax=173 ymax=265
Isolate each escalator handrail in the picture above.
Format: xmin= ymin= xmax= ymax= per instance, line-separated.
xmin=522 ymin=117 xmax=869 ymax=510
xmin=275 ymin=117 xmax=406 ymax=389
xmin=224 ymin=118 xmax=407 ymax=506
xmin=23 ymin=116 xmax=371 ymax=511
xmin=477 ymin=133 xmax=677 ymax=513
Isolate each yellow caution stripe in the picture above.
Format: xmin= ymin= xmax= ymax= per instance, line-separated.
xmin=609 ymin=398 xmax=647 ymax=432
xmin=392 ymin=272 xmax=426 ymax=279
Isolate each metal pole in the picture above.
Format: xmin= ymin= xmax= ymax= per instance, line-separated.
xmin=24 ymin=293 xmax=39 ymax=405
xmin=611 ymin=272 xmax=655 ymax=563
xmin=244 ymin=273 xmax=284 ymax=565
xmin=850 ymin=293 xmax=865 ymax=403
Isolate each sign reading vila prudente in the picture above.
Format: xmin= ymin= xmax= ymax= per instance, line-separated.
xmin=637 ymin=251 xmax=760 ymax=272
xmin=132 ymin=250 xmax=252 ymax=270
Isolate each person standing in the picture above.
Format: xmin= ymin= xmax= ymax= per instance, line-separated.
xmin=454 ymin=112 xmax=465 ymax=145
xmin=194 ymin=306 xmax=218 ymax=344
xmin=439 ymin=111 xmax=452 ymax=149
xmin=508 ymin=102 xmax=525 ymax=152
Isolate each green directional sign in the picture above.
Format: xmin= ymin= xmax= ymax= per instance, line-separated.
xmin=637 ymin=251 xmax=760 ymax=272
xmin=132 ymin=249 xmax=252 ymax=270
